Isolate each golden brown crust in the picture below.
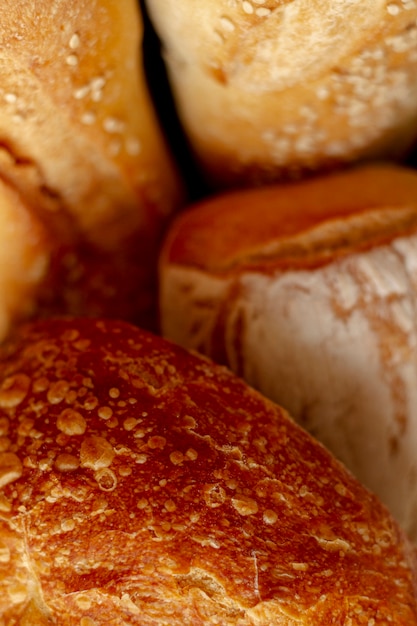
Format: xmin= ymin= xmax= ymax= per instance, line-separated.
xmin=147 ymin=0 xmax=417 ymax=187
xmin=0 ymin=0 xmax=183 ymax=329
xmin=0 ymin=317 xmax=416 ymax=624
xmin=161 ymin=164 xmax=417 ymax=273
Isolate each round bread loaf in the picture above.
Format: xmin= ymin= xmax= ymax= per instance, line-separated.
xmin=147 ymin=0 xmax=417 ymax=187
xmin=159 ymin=163 xmax=417 ymax=542
xmin=0 ymin=0 xmax=183 ymax=331
xmin=0 ymin=317 xmax=416 ymax=623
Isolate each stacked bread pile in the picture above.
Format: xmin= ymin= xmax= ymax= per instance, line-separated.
xmin=1 ymin=0 xmax=417 ymax=624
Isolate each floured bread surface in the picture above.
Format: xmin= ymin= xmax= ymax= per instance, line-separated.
xmin=0 ymin=0 xmax=183 ymax=328
xmin=0 ymin=318 xmax=416 ymax=624
xmin=159 ymin=165 xmax=417 ymax=542
xmin=147 ymin=0 xmax=417 ymax=186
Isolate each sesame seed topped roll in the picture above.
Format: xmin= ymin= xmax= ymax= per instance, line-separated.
xmin=0 ymin=0 xmax=183 ymax=331
xmin=147 ymin=0 xmax=417 ymax=187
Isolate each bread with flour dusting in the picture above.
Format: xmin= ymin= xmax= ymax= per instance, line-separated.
xmin=159 ymin=163 xmax=417 ymax=541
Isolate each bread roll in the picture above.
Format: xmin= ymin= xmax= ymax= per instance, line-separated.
xmin=159 ymin=163 xmax=417 ymax=542
xmin=0 ymin=317 xmax=416 ymax=624
xmin=146 ymin=0 xmax=417 ymax=187
xmin=0 ymin=0 xmax=183 ymax=331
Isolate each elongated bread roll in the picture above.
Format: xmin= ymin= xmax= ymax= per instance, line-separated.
xmin=0 ymin=0 xmax=183 ymax=332
xmin=159 ymin=163 xmax=417 ymax=542
xmin=147 ymin=0 xmax=417 ymax=187
xmin=0 ymin=317 xmax=416 ymax=624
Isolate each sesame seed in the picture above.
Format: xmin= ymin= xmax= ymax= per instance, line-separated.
xmin=220 ymin=16 xmax=235 ymax=32
xmin=103 ymin=117 xmax=125 ymax=133
xmin=125 ymin=137 xmax=142 ymax=155
xmin=66 ymin=54 xmax=78 ymax=67
xmin=91 ymin=76 xmax=106 ymax=91
xmin=81 ymin=112 xmax=96 ymax=125
xmin=69 ymin=33 xmax=80 ymax=49
xmin=295 ymin=135 xmax=315 ymax=154
xmin=73 ymin=85 xmax=90 ymax=99
xmin=256 ymin=7 xmax=271 ymax=16
xmin=387 ymin=3 xmax=400 ymax=14
xmin=4 ymin=93 xmax=17 ymax=104
xmin=316 ymin=86 xmax=330 ymax=100
xmin=213 ymin=30 xmax=224 ymax=44
xmin=242 ymin=0 xmax=254 ymax=13
xmin=92 ymin=91 xmax=103 ymax=103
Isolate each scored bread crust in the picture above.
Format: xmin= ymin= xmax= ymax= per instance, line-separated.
xmin=159 ymin=164 xmax=417 ymax=541
xmin=0 ymin=317 xmax=416 ymax=624
xmin=147 ymin=0 xmax=417 ymax=187
xmin=0 ymin=0 xmax=183 ymax=328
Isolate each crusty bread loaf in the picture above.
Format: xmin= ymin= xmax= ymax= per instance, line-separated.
xmin=147 ymin=0 xmax=417 ymax=187
xmin=0 ymin=317 xmax=416 ymax=624
xmin=0 ymin=0 xmax=183 ymax=331
xmin=159 ymin=163 xmax=417 ymax=542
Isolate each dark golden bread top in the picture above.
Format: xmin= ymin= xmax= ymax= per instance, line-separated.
xmin=162 ymin=165 xmax=417 ymax=273
xmin=0 ymin=318 xmax=415 ymax=623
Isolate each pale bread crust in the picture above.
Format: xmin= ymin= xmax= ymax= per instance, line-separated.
xmin=147 ymin=0 xmax=417 ymax=187
xmin=0 ymin=317 xmax=416 ymax=623
xmin=159 ymin=164 xmax=417 ymax=540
